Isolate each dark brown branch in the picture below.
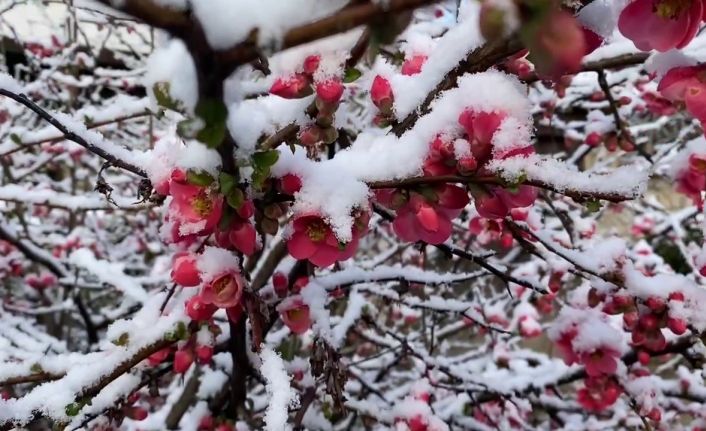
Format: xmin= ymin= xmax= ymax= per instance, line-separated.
xmin=94 ymin=0 xmax=191 ymax=35
xmin=0 ymin=89 xmax=148 ymax=178
xmin=368 ymin=174 xmax=637 ymax=203
xmin=219 ymin=0 xmax=441 ymax=68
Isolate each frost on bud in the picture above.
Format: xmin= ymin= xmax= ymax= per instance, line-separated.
xmin=173 ymin=349 xmax=194 ymax=374
xmin=316 ymin=78 xmax=344 ymax=104
xmin=371 ymin=75 xmax=394 ymax=114
xmin=280 ymin=174 xmax=302 ymax=195
xmin=303 ymin=55 xmax=320 ymax=75
xmin=299 ymin=125 xmax=323 ymax=146
xmin=269 ymin=74 xmax=312 ymax=99
xmin=171 ymin=253 xmax=201 ymax=287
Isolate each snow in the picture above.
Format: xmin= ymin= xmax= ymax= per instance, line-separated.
xmin=260 ymin=346 xmax=297 ymax=431
xmin=144 ymin=39 xmax=198 ymax=113
xmin=0 ymin=72 xmax=24 ymax=93
xmin=489 ymin=154 xmax=648 ymax=199
xmin=548 ymin=307 xmax=627 ymax=354
xmin=191 ymin=0 xmax=348 ymax=50
xmin=196 ymin=246 xmax=240 ymax=281
xmin=68 ymin=248 xmax=149 ymax=302
xmin=145 ymin=131 xmax=223 ymax=187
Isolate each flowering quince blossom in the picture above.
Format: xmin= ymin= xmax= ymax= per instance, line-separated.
xmin=276 ymin=296 xmax=312 ymax=334
xmin=619 ymin=0 xmax=706 ymax=52
xmin=215 ymin=200 xmax=257 ymax=255
xmin=676 ymin=153 xmax=706 ymax=206
xmin=200 ymin=271 xmax=245 ymax=309
xmin=376 ymin=185 xmax=469 ymax=244
xmin=171 ymin=252 xmax=201 ymax=287
xmin=658 ymin=64 xmax=706 ymax=129
xmin=287 ymin=211 xmax=369 ymax=267
xmin=577 ymin=376 xmax=622 ymax=412
xmin=269 ymin=73 xmax=312 ymax=99
xmin=167 ymin=170 xmax=223 ymax=240
xmin=457 ymin=109 xmax=538 ymax=218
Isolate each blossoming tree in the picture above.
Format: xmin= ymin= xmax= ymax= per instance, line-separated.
xmin=1 ymin=0 xmax=706 ymax=429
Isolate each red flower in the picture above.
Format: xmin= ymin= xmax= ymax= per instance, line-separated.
xmin=280 ymin=174 xmax=303 ymax=195
xmin=659 ymin=64 xmax=706 ymax=125
xmin=577 ymin=376 xmax=621 ymax=412
xmin=277 ymin=296 xmax=312 ymax=334
xmin=423 ymin=136 xmax=457 ymax=176
xmin=200 ymin=271 xmax=245 ymax=308
xmin=371 ymin=75 xmax=394 ymax=114
xmin=171 ymin=252 xmax=201 ymax=287
xmin=381 ymin=185 xmax=469 ymax=245
xmin=458 ymin=110 xmax=505 ymax=163
xmin=168 ymin=170 xmax=223 ymax=238
xmin=473 ymin=186 xmax=538 ymax=219
xmin=581 ymin=347 xmax=620 ymax=377
xmin=316 ymin=78 xmax=344 ymax=104
xmin=173 ymin=349 xmax=194 ymax=374
xmin=186 ymin=295 xmax=218 ymax=321
xmin=676 ymin=152 xmax=706 ymax=205
xmin=619 ymin=0 xmax=705 ymax=52
xmin=401 ymin=54 xmax=427 ymax=76
xmin=287 ymin=212 xmax=368 ymax=267
xmin=303 ymin=55 xmax=320 ymax=75
xmin=269 ymin=73 xmax=311 ymax=99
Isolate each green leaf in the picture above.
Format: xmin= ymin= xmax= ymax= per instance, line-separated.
xmin=343 ymin=68 xmax=362 ymax=83
xmin=251 ymin=150 xmax=279 ymax=170
xmin=226 ymin=188 xmax=245 ymax=210
xmin=195 ymin=99 xmax=228 ymax=148
xmin=585 ymin=200 xmax=602 ymax=213
xmin=10 ymin=133 xmax=21 ymax=145
xmin=219 ymin=172 xmax=238 ymax=196
xmin=111 ymin=332 xmax=129 ymax=346
xmin=65 ymin=403 xmax=81 ymax=417
xmin=30 ymin=363 xmax=43 ymax=373
xmin=152 ymin=82 xmax=182 ymax=112
xmin=174 ymin=321 xmax=188 ymax=340
xmin=186 ymin=170 xmax=214 ymax=187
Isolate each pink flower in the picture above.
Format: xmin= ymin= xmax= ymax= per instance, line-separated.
xmin=401 ymin=54 xmax=427 ymax=76
xmin=168 ymin=170 xmax=223 ymax=237
xmin=423 ymin=136 xmax=457 ymax=176
xmin=383 ymin=185 xmax=469 ymax=245
xmin=458 ymin=110 xmax=506 ymax=163
xmin=473 ymin=186 xmax=538 ymax=219
xmin=659 ymin=64 xmax=706 ymax=125
xmin=555 ymin=328 xmax=579 ymax=364
xmin=200 ymin=271 xmax=245 ymax=309
xmin=277 ymin=296 xmax=311 ymax=334
xmin=287 ymin=212 xmax=368 ymax=267
xmin=171 ymin=252 xmax=201 ymax=287
xmin=619 ymin=0 xmax=705 ymax=52
xmin=269 ymin=73 xmax=311 ymax=99
xmin=676 ymin=152 xmax=706 ymax=205
xmin=371 ymin=75 xmax=394 ymax=114
xmin=316 ymin=78 xmax=344 ymax=104
xmin=580 ymin=347 xmax=620 ymax=377
xmin=216 ymin=221 xmax=257 ymax=255
xmin=577 ymin=376 xmax=621 ymax=412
